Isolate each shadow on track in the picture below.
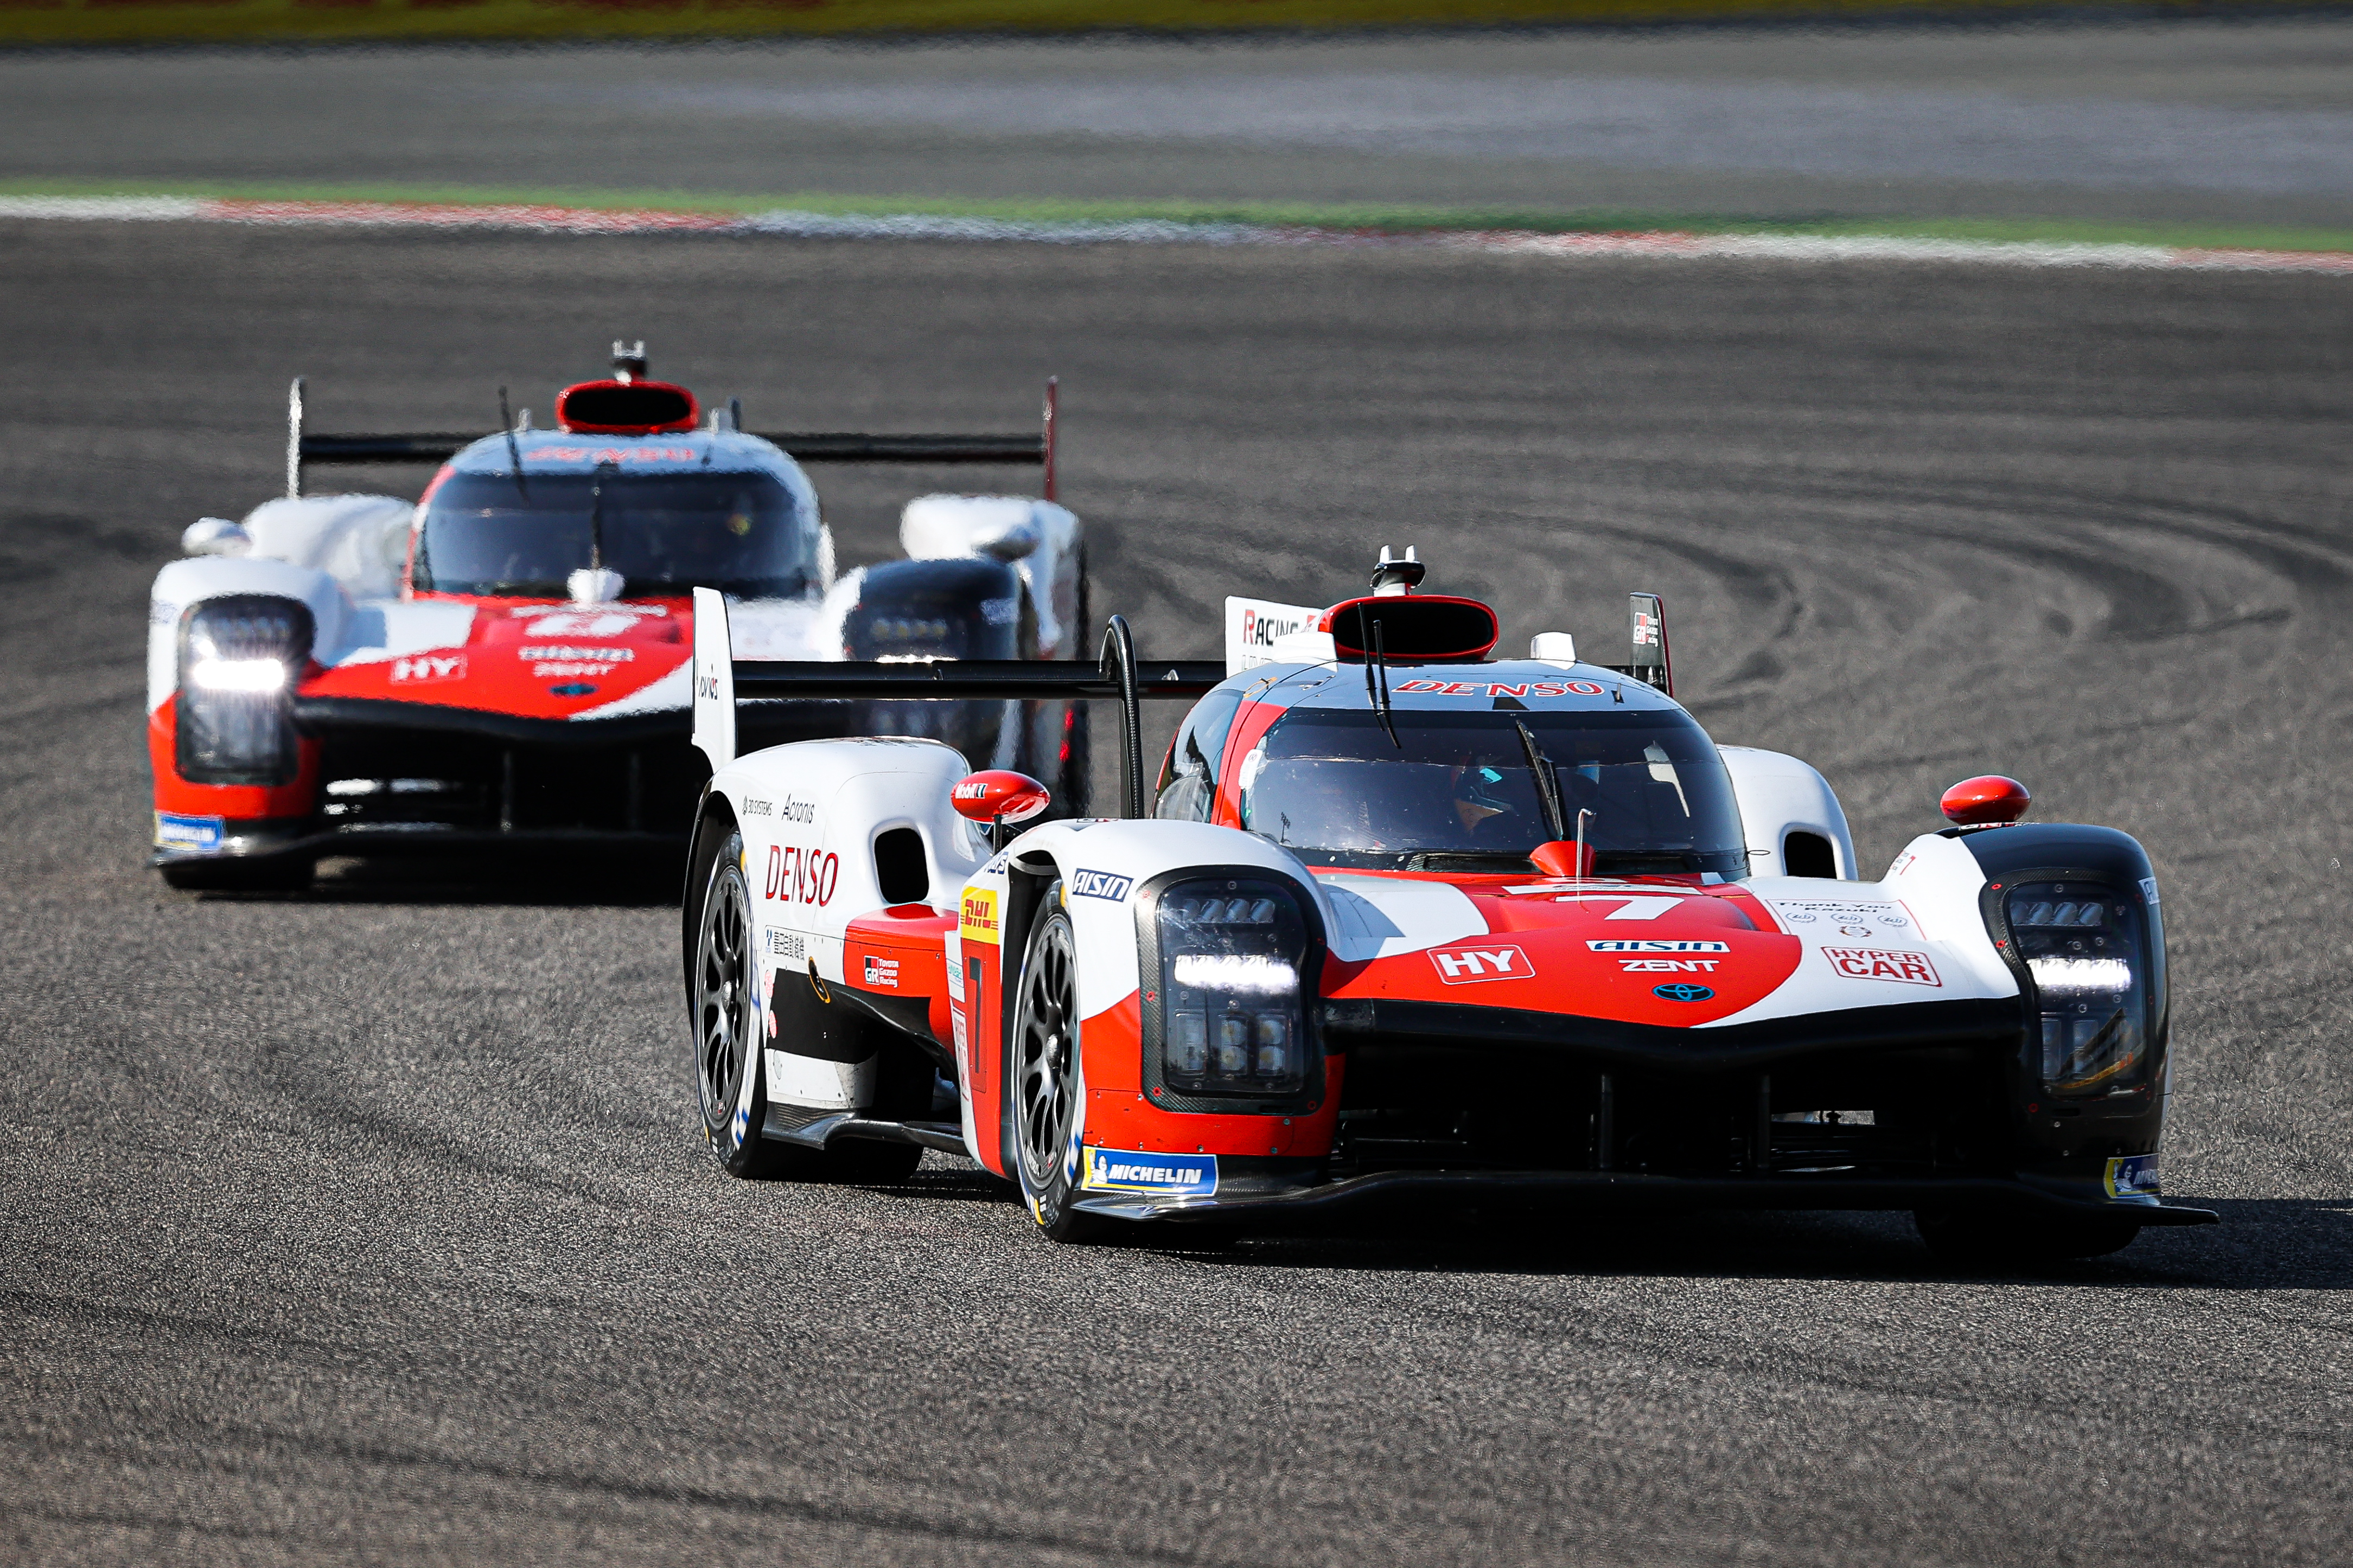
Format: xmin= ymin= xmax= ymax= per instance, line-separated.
xmin=164 ymin=849 xmax=685 ymax=908
xmin=1176 ymin=1196 xmax=2353 ymax=1290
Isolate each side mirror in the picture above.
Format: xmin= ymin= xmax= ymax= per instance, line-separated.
xmin=1940 ymin=775 xmax=2031 ymax=825
xmin=951 ymin=769 xmax=1051 ymax=848
xmin=182 ymin=517 xmax=251 ymax=558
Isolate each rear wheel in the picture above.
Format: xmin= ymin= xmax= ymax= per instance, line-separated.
xmin=1914 ymin=1206 xmax=2142 ymax=1265
xmin=1012 ymin=892 xmax=1108 ymax=1243
xmin=691 ymin=822 xmax=924 ymax=1184
xmin=693 ymin=827 xmax=793 ymax=1177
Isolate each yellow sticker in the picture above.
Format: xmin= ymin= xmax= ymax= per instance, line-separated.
xmin=960 ymin=887 xmax=1002 ymax=945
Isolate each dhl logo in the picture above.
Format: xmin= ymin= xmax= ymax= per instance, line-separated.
xmin=960 ymin=887 xmax=1001 ymax=944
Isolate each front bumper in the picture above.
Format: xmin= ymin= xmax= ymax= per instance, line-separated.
xmin=1072 ymin=1170 xmax=2219 ymax=1227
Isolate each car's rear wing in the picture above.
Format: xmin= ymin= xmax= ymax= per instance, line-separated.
xmin=691 ymin=588 xmax=1220 ymax=818
xmin=284 ymin=376 xmax=1062 ymax=500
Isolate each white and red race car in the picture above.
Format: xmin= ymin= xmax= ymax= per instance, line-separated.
xmin=681 ymin=554 xmax=2212 ymax=1260
xmin=146 ymin=343 xmax=1085 ymax=888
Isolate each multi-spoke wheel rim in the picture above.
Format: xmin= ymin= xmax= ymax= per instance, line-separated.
xmin=695 ymin=852 xmax=754 ymax=1130
xmin=1016 ymin=917 xmax=1079 ymax=1188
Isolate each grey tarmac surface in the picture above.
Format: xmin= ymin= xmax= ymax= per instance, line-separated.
xmin=1 ymin=218 xmax=2350 ymax=1565
xmin=8 ymin=18 xmax=2353 ymax=228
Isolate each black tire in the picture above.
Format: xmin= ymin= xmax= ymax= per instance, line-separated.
xmin=690 ymin=822 xmax=924 ymax=1184
xmin=159 ymin=856 xmax=313 ymax=893
xmin=1914 ymin=1206 xmax=2143 ymax=1266
xmin=1010 ymin=890 xmax=1111 ymax=1243
xmin=692 ymin=825 xmax=794 ymax=1177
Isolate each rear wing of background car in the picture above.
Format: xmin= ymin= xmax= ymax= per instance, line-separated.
xmin=1224 ymin=588 xmax=1675 ymax=697
xmin=691 ymin=588 xmax=1220 ymax=818
xmin=283 ymin=375 xmax=1063 ymax=499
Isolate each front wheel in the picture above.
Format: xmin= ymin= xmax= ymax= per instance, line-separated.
xmin=1011 ymin=892 xmax=1109 ymax=1243
xmin=1914 ymin=1206 xmax=2142 ymax=1266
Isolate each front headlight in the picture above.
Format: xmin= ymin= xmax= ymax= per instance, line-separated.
xmin=176 ymin=595 xmax=311 ymax=786
xmin=2006 ymin=881 xmax=2151 ymax=1099
xmin=1152 ymin=878 xmax=1312 ymax=1098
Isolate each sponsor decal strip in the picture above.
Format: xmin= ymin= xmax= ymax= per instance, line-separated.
xmin=5 ymin=197 xmax=2351 ymax=276
xmin=1081 ymin=1148 xmax=1217 ymax=1197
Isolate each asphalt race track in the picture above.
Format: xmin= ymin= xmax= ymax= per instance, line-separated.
xmin=3 ymin=217 xmax=2350 ymax=1564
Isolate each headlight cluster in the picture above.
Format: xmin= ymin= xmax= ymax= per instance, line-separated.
xmin=1155 ymin=879 xmax=1311 ymax=1097
xmin=865 ymin=616 xmax=954 ymax=646
xmin=176 ymin=595 xmax=311 ymax=786
xmin=2006 ymin=881 xmax=2150 ymax=1099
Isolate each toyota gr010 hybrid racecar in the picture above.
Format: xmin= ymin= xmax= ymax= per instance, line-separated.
xmin=147 ymin=343 xmax=1089 ymax=889
xmin=679 ymin=553 xmax=2212 ymax=1260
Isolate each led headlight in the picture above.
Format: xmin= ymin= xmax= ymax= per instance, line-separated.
xmin=176 ymin=595 xmax=312 ymax=786
xmin=1153 ymin=879 xmax=1311 ymax=1097
xmin=2006 ymin=882 xmax=2151 ymax=1098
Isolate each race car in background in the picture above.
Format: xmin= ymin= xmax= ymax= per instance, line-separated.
xmin=680 ymin=553 xmax=2214 ymax=1262
xmin=148 ymin=344 xmax=1088 ymax=889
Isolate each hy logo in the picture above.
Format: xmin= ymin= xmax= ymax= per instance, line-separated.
xmin=1653 ymin=983 xmax=1714 ymax=1003
xmin=1428 ymin=944 xmax=1533 ymax=984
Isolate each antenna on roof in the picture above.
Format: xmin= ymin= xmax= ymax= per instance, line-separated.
xmin=498 ymin=385 xmax=526 ymax=495
xmin=611 ymin=340 xmax=647 ymax=384
xmin=1371 ymin=545 xmax=1425 ymax=597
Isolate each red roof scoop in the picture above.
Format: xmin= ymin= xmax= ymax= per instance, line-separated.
xmin=554 ymin=379 xmax=700 ymax=435
xmin=1321 ymin=594 xmax=1500 ymax=664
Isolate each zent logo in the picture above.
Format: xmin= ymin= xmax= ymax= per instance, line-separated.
xmin=1069 ymin=869 xmax=1133 ymax=902
xmin=1822 ymin=948 xmax=1941 ymax=987
xmin=390 ymin=654 xmax=465 ymax=684
xmin=1653 ymin=983 xmax=1714 ymax=1003
xmin=1428 ymin=944 xmax=1533 ymax=983
xmin=1621 ymin=958 xmax=1719 ymax=973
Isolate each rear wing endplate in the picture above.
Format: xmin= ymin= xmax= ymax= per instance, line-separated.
xmin=286 ymin=376 xmax=1061 ymax=500
xmin=691 ymin=588 xmax=1219 ymax=818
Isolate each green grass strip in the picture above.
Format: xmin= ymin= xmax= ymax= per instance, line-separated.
xmin=4 ymin=177 xmax=2348 ymax=256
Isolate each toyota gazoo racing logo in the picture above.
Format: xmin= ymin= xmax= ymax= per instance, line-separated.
xmin=1427 ymin=943 xmax=1533 ymax=983
xmin=1653 ymin=983 xmax=1714 ymax=1002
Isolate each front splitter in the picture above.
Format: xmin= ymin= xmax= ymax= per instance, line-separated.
xmin=1072 ymin=1169 xmax=2218 ymax=1227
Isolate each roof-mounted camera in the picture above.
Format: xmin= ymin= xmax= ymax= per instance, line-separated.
xmin=1370 ymin=544 xmax=1426 ymax=596
xmin=611 ymin=340 xmax=648 ymax=384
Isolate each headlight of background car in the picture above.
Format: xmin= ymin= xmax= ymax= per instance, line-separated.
xmin=1155 ymin=877 xmax=1312 ymax=1097
xmin=2006 ymin=881 xmax=2151 ymax=1099
xmin=176 ymin=594 xmax=313 ymax=786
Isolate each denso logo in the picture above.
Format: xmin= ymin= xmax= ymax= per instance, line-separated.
xmin=1427 ymin=944 xmax=1533 ymax=983
xmin=1823 ymin=948 xmax=1942 ymax=987
xmin=390 ymin=654 xmax=465 ymax=683
xmin=1394 ymin=680 xmax=1607 ymax=699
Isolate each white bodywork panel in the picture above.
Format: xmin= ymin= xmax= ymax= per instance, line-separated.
xmin=1225 ymin=596 xmax=1324 ymax=675
xmin=1702 ymin=837 xmax=2018 ymax=1027
xmin=900 ymin=495 xmax=1086 ymax=660
xmin=1721 ymin=746 xmax=1859 ymax=880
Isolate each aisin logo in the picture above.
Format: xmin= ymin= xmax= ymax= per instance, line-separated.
xmin=1653 ymin=983 xmax=1714 ymax=1003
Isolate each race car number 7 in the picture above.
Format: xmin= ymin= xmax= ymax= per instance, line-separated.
xmin=765 ymin=844 xmax=838 ymax=906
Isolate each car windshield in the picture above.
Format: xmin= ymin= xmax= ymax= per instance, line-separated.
xmin=1235 ymin=706 xmax=1749 ymax=876
xmin=414 ymin=470 xmax=814 ymax=599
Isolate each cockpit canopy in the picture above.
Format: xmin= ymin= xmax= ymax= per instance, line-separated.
xmin=1160 ymin=701 xmax=1749 ymax=878
xmin=413 ymin=469 xmax=818 ymax=600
